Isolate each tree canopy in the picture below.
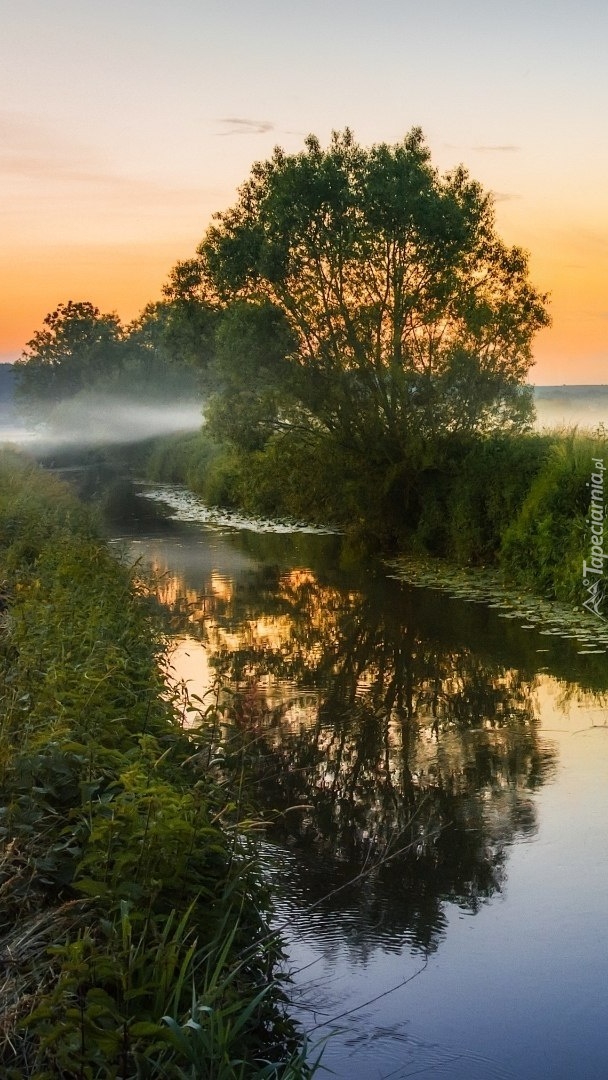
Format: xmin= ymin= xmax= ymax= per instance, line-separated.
xmin=15 ymin=299 xmax=201 ymax=420
xmin=15 ymin=301 xmax=124 ymax=416
xmin=190 ymin=128 xmax=549 ymax=459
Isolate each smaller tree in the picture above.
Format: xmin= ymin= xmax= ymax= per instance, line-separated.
xmin=15 ymin=301 xmax=123 ymax=417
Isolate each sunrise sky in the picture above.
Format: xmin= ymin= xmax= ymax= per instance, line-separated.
xmin=1 ymin=0 xmax=606 ymax=383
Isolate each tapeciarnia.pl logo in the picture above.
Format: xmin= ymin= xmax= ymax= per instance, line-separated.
xmin=582 ymin=457 xmax=606 ymax=619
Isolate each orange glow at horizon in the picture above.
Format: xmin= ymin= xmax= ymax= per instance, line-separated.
xmin=0 ymin=239 xmax=199 ymax=359
xmin=526 ymin=243 xmax=608 ymax=384
xmin=2 ymin=2 xmax=607 ymax=383
xmin=3 ymin=228 xmax=605 ymax=386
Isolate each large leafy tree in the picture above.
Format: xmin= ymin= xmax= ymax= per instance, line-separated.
xmin=193 ymin=128 xmax=549 ymax=461
xmin=160 ymin=260 xmax=221 ymax=373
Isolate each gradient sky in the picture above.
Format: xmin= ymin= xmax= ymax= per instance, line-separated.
xmin=2 ymin=0 xmax=607 ymax=383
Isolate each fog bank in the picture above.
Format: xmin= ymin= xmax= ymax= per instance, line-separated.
xmin=1 ymin=394 xmax=203 ymax=451
xmin=534 ymin=386 xmax=608 ymax=432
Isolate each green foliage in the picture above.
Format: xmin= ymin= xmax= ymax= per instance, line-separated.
xmin=237 ymin=431 xmax=373 ymax=528
xmin=14 ymin=299 xmax=203 ymax=428
xmin=144 ymin=430 xmax=242 ymax=503
xmin=14 ymin=301 xmax=124 ymax=418
xmin=142 ymin=418 xmax=606 ymax=618
xmin=161 ymin=261 xmax=222 ymax=372
xmin=409 ymin=433 xmax=552 ymax=562
xmin=201 ymin=448 xmax=245 ymax=508
xmin=154 ymin=128 xmax=549 ymax=552
xmin=143 ymin=426 xmax=375 ymax=530
xmin=0 ymin=447 xmax=95 ymax=566
xmin=144 ymin=431 xmax=210 ymax=485
xmin=123 ymin=301 xmax=208 ymax=393
xmin=500 ymin=430 xmax=608 ymax=602
xmin=0 ymin=451 xmax=312 ymax=1078
xmin=192 ymin=127 xmax=549 ymax=459
xmin=206 ymin=301 xmax=298 ymax=452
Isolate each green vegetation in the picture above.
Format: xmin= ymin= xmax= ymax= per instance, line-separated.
xmin=14 ymin=301 xmax=201 ymax=425
xmin=194 ymin=128 xmax=548 ymax=453
xmin=0 ymin=449 xmax=312 ymax=1078
xmin=142 ymin=128 xmax=564 ymax=571
xmin=500 ymin=430 xmax=608 ymax=604
xmin=14 ymin=301 xmax=123 ymax=414
xmin=141 ymin=423 xmax=607 ymax=612
xmin=144 ymin=430 xmax=245 ymax=509
xmin=14 ymin=130 xmax=606 ymax=614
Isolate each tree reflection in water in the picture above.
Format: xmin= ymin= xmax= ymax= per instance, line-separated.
xmin=151 ymin=550 xmax=557 ymax=957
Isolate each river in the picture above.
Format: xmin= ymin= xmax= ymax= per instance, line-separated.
xmin=108 ymin=483 xmax=608 ymax=1080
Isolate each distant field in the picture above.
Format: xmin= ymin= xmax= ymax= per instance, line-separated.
xmin=0 ymin=364 xmax=17 ymax=431
xmin=534 ymin=385 xmax=608 ymax=430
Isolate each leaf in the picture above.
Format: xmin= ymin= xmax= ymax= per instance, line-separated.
xmin=129 ymin=1021 xmax=166 ymax=1037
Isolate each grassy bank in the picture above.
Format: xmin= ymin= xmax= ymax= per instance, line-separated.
xmin=0 ymin=448 xmax=311 ymax=1079
xmin=141 ymin=424 xmax=607 ymax=610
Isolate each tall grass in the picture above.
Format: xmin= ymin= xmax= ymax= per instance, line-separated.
xmin=144 ymin=430 xmax=245 ymax=508
xmin=500 ymin=429 xmax=608 ymax=603
xmin=0 ymin=447 xmax=313 ymax=1078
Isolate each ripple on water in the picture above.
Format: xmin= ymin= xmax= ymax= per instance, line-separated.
xmin=287 ymin=975 xmax=521 ymax=1080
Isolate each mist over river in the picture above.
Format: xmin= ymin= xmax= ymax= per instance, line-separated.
xmin=2 ymin=381 xmax=608 ymax=457
xmin=105 ymin=483 xmax=608 ymax=1080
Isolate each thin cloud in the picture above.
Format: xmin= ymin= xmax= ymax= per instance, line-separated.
xmin=0 ymin=110 xmax=204 ymax=205
xmin=491 ymin=191 xmax=520 ymax=202
xmin=217 ymin=117 xmax=274 ymax=136
xmin=473 ymin=144 xmax=520 ymax=153
xmin=0 ymin=109 xmax=99 ymax=179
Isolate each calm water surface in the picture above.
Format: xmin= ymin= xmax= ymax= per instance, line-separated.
xmin=110 ymin=489 xmax=608 ymax=1080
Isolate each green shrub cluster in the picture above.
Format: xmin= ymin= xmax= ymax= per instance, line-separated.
xmin=143 ymin=428 xmax=408 ymax=539
xmin=408 ymin=434 xmax=553 ymax=562
xmin=402 ymin=426 xmax=607 ymax=606
xmin=0 ymin=449 xmax=310 ymax=1078
xmin=144 ymin=431 xmax=244 ymax=509
xmin=500 ymin=430 xmax=608 ymax=603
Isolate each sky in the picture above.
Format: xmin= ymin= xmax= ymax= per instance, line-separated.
xmin=1 ymin=0 xmax=607 ymax=384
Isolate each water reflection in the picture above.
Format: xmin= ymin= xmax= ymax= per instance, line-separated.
xmin=114 ymin=509 xmax=608 ymax=1079
xmin=130 ymin=527 xmax=558 ymax=958
xmin=217 ymin=577 xmax=555 ymax=958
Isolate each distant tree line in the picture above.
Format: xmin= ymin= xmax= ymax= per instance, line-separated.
xmin=14 ymin=299 xmax=204 ymax=422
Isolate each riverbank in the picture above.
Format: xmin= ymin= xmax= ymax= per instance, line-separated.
xmin=0 ymin=448 xmax=312 ymax=1078
xmin=138 ymin=425 xmax=608 ymax=613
